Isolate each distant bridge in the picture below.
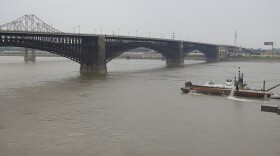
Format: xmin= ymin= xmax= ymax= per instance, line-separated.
xmin=0 ymin=15 xmax=234 ymax=73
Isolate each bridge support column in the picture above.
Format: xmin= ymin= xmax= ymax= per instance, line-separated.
xmin=24 ymin=48 xmax=36 ymax=62
xmin=97 ymin=36 xmax=107 ymax=73
xmin=204 ymin=46 xmax=220 ymax=62
xmin=166 ymin=59 xmax=184 ymax=66
xmin=166 ymin=41 xmax=184 ymax=66
xmin=80 ymin=36 xmax=107 ymax=74
xmin=80 ymin=64 xmax=106 ymax=73
xmin=206 ymin=57 xmax=219 ymax=62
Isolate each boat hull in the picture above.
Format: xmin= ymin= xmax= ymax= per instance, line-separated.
xmin=181 ymin=85 xmax=269 ymax=98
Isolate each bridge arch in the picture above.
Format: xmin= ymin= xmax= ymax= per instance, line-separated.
xmin=184 ymin=50 xmax=206 ymax=61
xmin=105 ymin=44 xmax=170 ymax=63
xmin=0 ymin=33 xmax=89 ymax=64
xmin=0 ymin=45 xmax=81 ymax=63
xmin=183 ymin=44 xmax=219 ymax=62
xmin=104 ymin=37 xmax=185 ymax=63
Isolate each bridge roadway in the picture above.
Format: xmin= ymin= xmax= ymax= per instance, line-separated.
xmin=0 ymin=31 xmax=232 ymax=73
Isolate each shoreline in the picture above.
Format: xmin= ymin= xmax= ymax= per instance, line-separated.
xmin=223 ymin=57 xmax=280 ymax=62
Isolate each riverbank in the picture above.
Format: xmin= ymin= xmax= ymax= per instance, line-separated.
xmin=223 ymin=55 xmax=280 ymax=62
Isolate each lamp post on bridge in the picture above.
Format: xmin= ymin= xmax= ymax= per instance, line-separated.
xmin=73 ymin=27 xmax=75 ymax=33
xmin=78 ymin=26 xmax=80 ymax=34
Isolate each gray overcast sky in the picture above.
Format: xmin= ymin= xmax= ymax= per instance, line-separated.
xmin=0 ymin=0 xmax=279 ymax=48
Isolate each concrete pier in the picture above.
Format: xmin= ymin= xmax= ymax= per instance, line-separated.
xmin=24 ymin=48 xmax=36 ymax=62
xmin=79 ymin=36 xmax=107 ymax=74
xmin=206 ymin=57 xmax=219 ymax=62
xmin=166 ymin=41 xmax=184 ymax=66
xmin=97 ymin=36 xmax=107 ymax=73
xmin=166 ymin=59 xmax=184 ymax=66
xmin=80 ymin=64 xmax=107 ymax=74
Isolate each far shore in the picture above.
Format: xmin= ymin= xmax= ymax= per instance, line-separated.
xmin=223 ymin=55 xmax=280 ymax=62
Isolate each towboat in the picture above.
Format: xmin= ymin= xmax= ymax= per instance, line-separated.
xmin=181 ymin=68 xmax=278 ymax=99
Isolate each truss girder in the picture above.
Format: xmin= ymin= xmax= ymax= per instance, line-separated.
xmin=0 ymin=14 xmax=62 ymax=33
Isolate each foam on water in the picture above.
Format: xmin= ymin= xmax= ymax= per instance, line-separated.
xmin=227 ymin=96 xmax=254 ymax=102
xmin=227 ymin=86 xmax=253 ymax=102
xmin=187 ymin=90 xmax=203 ymax=96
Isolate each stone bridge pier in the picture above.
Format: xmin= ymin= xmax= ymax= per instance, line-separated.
xmin=80 ymin=36 xmax=107 ymax=74
xmin=205 ymin=46 xmax=229 ymax=62
xmin=24 ymin=48 xmax=36 ymax=62
xmin=166 ymin=41 xmax=184 ymax=66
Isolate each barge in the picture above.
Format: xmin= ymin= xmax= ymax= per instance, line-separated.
xmin=181 ymin=68 xmax=279 ymax=99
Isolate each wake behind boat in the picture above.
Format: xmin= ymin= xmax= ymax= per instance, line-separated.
xmin=181 ymin=68 xmax=280 ymax=99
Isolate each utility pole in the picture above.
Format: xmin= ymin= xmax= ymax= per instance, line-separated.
xmin=234 ymin=30 xmax=238 ymax=54
xmin=171 ymin=31 xmax=175 ymax=39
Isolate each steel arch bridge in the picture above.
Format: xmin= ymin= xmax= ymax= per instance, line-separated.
xmin=0 ymin=15 xmax=231 ymax=73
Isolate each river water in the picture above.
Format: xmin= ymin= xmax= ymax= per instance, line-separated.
xmin=0 ymin=56 xmax=280 ymax=156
